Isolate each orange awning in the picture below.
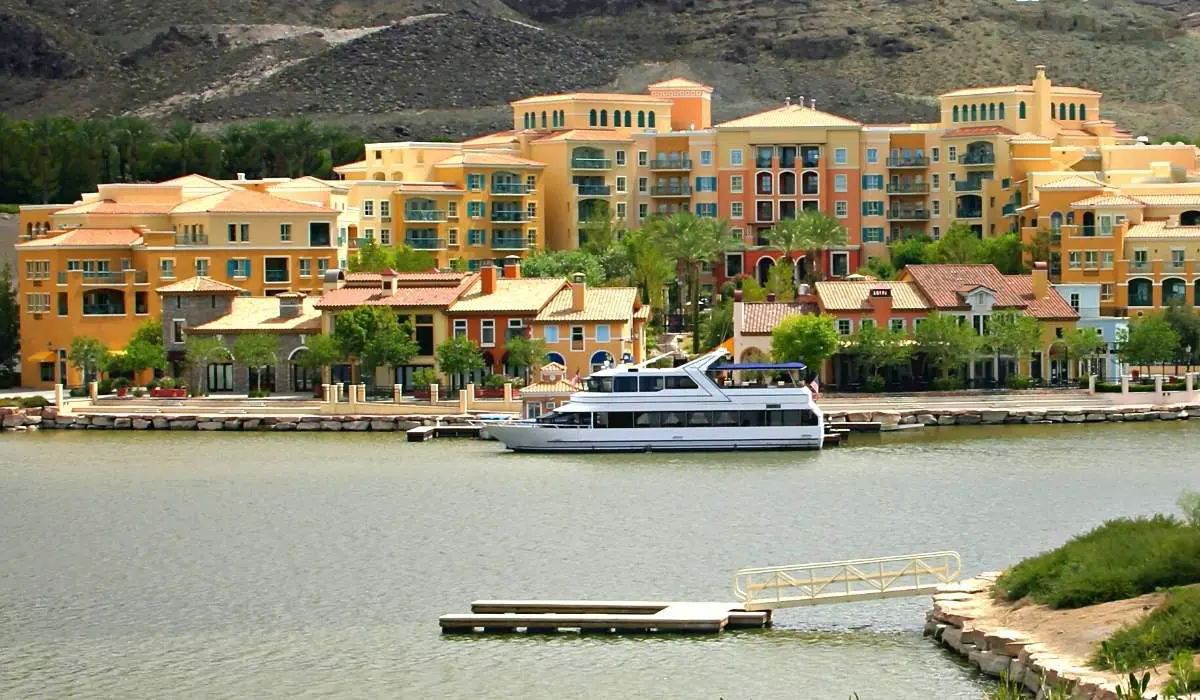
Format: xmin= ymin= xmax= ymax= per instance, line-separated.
xmin=27 ymin=351 xmax=55 ymax=363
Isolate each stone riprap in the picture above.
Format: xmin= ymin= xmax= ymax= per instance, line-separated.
xmin=825 ymin=402 xmax=1200 ymax=428
xmin=0 ymin=406 xmax=469 ymax=432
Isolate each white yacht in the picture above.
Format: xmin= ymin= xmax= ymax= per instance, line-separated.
xmin=486 ymin=349 xmax=824 ymax=453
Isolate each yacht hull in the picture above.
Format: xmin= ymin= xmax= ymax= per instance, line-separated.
xmin=486 ymin=425 xmax=823 ymax=453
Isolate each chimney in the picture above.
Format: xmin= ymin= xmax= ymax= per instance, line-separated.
xmin=322 ymin=268 xmax=346 ymax=291
xmin=481 ymin=261 xmax=498 ymax=295
xmin=867 ymin=285 xmax=894 ymax=322
xmin=380 ymin=268 xmax=398 ymax=295
xmin=733 ymin=288 xmax=743 ymax=302
xmin=571 ymin=272 xmax=586 ymax=312
xmin=236 ymin=172 xmax=246 ymax=181
xmin=1032 ymin=261 xmax=1048 ymax=299
xmin=503 ymin=256 xmax=521 ymax=279
xmin=278 ymin=291 xmax=304 ymax=318
xmin=809 ymin=98 xmax=816 ymax=109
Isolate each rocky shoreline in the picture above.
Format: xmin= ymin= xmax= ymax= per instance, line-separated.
xmin=826 ymin=402 xmax=1200 ymax=427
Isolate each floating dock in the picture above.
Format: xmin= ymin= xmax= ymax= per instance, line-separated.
xmin=406 ymin=424 xmax=482 ymax=442
xmin=439 ymin=600 xmax=770 ymax=634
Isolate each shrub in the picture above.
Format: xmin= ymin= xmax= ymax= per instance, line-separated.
xmin=483 ymin=374 xmax=509 ymax=390
xmin=132 ymin=388 xmax=145 ymax=398
xmin=1179 ymin=490 xmax=1200 ymax=528
xmin=112 ymin=377 xmax=130 ymax=389
xmin=931 ymin=377 xmax=963 ymax=391
xmin=863 ymin=375 xmax=887 ymax=393
xmin=412 ymin=367 xmax=439 ymax=388
xmin=158 ymin=377 xmax=176 ymax=389
xmin=1129 ymin=384 xmax=1156 ymax=392
xmin=1096 ymin=383 xmax=1123 ymax=393
xmin=996 ymin=515 xmax=1200 ymax=609
xmin=1005 ymin=375 xmax=1032 ymax=390
xmin=19 ymin=396 xmax=50 ymax=408
xmin=97 ymin=378 xmax=114 ymax=395
xmin=248 ymin=389 xmax=269 ymax=398
xmin=68 ymin=388 xmax=87 ymax=398
xmin=1164 ymin=381 xmax=1187 ymax=391
xmin=145 ymin=379 xmax=158 ymax=391
xmin=1092 ymin=587 xmax=1200 ymax=672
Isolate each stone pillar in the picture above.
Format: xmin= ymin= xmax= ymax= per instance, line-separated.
xmin=88 ymin=380 xmax=98 ymax=402
xmin=1188 ymin=373 xmax=1195 ymax=393
xmin=429 ymin=384 xmax=439 ymax=405
xmin=1121 ymin=375 xmax=1129 ymax=394
xmin=1155 ymin=375 xmax=1164 ymax=395
xmin=460 ymin=383 xmax=473 ymax=413
xmin=393 ymin=383 xmax=403 ymax=404
xmin=54 ymin=384 xmax=64 ymax=407
xmin=357 ymin=383 xmax=366 ymax=402
xmin=348 ymin=384 xmax=359 ymax=406
xmin=503 ymin=382 xmax=514 ymax=404
xmin=1088 ymin=375 xmax=1097 ymax=394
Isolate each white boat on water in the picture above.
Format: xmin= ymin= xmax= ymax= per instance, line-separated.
xmin=486 ymin=349 xmax=824 ymax=453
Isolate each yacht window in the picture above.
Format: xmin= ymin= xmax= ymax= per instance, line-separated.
xmin=607 ymin=412 xmax=635 ymax=429
xmin=713 ymin=411 xmax=739 ymax=427
xmin=767 ymin=410 xmax=786 ymax=427
xmin=687 ymin=411 xmax=712 ymax=427
xmin=638 ymin=376 xmax=664 ymax=392
xmin=665 ymin=376 xmax=698 ymax=390
xmin=634 ymin=412 xmax=660 ymax=428
xmin=613 ymin=376 xmax=638 ymax=393
xmin=593 ymin=412 xmax=609 ymax=429
xmin=739 ymin=411 xmax=766 ymax=427
xmin=661 ymin=411 xmax=685 ymax=427
xmin=586 ymin=377 xmax=613 ymax=392
xmin=538 ymin=411 xmax=582 ymax=426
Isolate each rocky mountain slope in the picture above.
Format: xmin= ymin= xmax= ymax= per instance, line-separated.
xmin=2 ymin=0 xmax=1200 ymax=140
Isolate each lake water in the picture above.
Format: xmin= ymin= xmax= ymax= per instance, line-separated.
xmin=2 ymin=423 xmax=1198 ymax=699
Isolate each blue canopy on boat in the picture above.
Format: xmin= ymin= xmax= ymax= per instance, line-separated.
xmin=708 ymin=362 xmax=807 ymax=371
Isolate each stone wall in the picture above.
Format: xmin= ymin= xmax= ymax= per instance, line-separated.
xmin=826 ymin=403 xmax=1200 ymax=428
xmin=1 ymin=406 xmax=474 ymax=432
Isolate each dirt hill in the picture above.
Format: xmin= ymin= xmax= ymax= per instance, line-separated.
xmin=2 ymin=0 xmax=1199 ymax=140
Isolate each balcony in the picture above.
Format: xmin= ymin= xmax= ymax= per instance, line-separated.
xmin=1166 ymin=260 xmax=1187 ymax=272
xmin=961 ymin=152 xmax=995 ymax=166
xmin=491 ymin=183 xmax=529 ymax=195
xmin=83 ymin=304 xmax=125 ymax=316
xmin=886 ymin=183 xmax=929 ymax=195
xmin=491 ymin=211 xmax=527 ymax=223
xmin=576 ymin=184 xmax=612 ymax=196
xmin=404 ymin=210 xmax=447 ymax=223
xmin=491 ymin=236 xmax=531 ymax=250
xmin=887 ymin=209 xmax=931 ymax=221
xmin=571 ymin=158 xmax=612 ymax=170
xmin=265 ymin=270 xmax=290 ymax=283
xmin=175 ymin=233 xmax=209 ymax=245
xmin=1002 ymin=203 xmax=1015 ymax=216
xmin=405 ymin=237 xmax=447 ymax=250
xmin=955 ymin=209 xmax=983 ymax=219
xmin=81 ymin=272 xmax=128 ymax=285
xmin=1128 ymin=260 xmax=1151 ymax=273
xmin=1050 ymin=230 xmax=1062 ymax=243
xmin=651 ymin=184 xmax=692 ymax=197
xmin=955 ymin=181 xmax=984 ymax=192
xmin=887 ymin=156 xmax=929 ymax=168
xmin=650 ymin=158 xmax=692 ymax=170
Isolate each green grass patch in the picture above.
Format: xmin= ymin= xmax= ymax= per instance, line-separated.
xmin=0 ymin=204 xmax=19 ymax=214
xmin=1092 ymin=587 xmax=1200 ymax=677
xmin=995 ymin=516 xmax=1200 ymax=609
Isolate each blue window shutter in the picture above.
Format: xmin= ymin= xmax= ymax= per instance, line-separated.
xmin=245 ymin=260 xmax=251 ymax=277
xmin=227 ymin=260 xmax=236 ymax=278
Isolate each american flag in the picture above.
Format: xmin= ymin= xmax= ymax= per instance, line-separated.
xmin=808 ymin=376 xmax=821 ymax=399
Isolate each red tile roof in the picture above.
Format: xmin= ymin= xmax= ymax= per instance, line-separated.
xmin=315 ymin=274 xmax=476 ymax=309
xmin=942 ymin=125 xmax=1017 ymax=139
xmin=16 ymin=228 xmax=144 ymax=248
xmin=1002 ymin=276 xmax=1079 ymax=320
xmin=901 ymin=264 xmax=1027 ymax=308
xmin=739 ymin=302 xmax=819 ymax=335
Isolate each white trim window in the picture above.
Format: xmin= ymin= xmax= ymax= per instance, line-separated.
xmin=834 ymin=201 xmax=848 ymax=218
xmin=730 ymin=202 xmax=743 ymax=219
xmin=453 ymin=319 xmax=467 ymax=338
xmin=730 ymin=148 xmax=744 ymax=167
xmin=481 ymin=319 xmax=496 ymax=347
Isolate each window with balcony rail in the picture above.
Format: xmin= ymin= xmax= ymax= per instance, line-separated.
xmin=756 ymin=146 xmax=774 ymax=168
xmin=265 ymin=258 xmax=289 ymax=283
xmin=756 ymin=201 xmax=774 ymax=222
xmin=778 ymin=146 xmax=797 ymax=169
xmin=756 ymin=172 xmax=772 ymax=195
xmin=801 ymin=146 xmax=820 ymax=168
xmin=801 ymin=171 xmax=819 ymax=195
xmin=83 ymin=289 xmax=125 ymax=316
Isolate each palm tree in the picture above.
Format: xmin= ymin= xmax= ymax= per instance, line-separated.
xmin=768 ymin=210 xmax=848 ymax=281
xmin=620 ymin=226 xmax=674 ymax=321
xmin=652 ymin=212 xmax=740 ymax=354
xmin=166 ymin=121 xmax=198 ymax=176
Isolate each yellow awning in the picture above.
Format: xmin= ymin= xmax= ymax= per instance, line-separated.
xmin=27 ymin=351 xmax=55 ymax=363
xmin=108 ymin=350 xmax=126 ymax=356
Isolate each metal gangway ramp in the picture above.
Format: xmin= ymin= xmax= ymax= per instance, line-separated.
xmin=733 ymin=551 xmax=961 ymax=611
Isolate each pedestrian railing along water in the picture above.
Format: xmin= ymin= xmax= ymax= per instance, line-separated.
xmin=732 ymin=550 xmax=961 ymax=611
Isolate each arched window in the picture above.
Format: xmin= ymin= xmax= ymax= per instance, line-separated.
xmin=953 ymin=105 xmax=959 ymax=122
xmin=1129 ymin=279 xmax=1153 ymax=307
xmin=1058 ymin=103 xmax=1066 ymax=120
xmin=589 ymin=109 xmax=597 ymax=126
xmin=624 ymin=110 xmax=632 ymax=128
xmin=1068 ymin=104 xmax=1076 ymax=121
xmin=541 ymin=111 xmax=547 ymax=128
xmin=638 ymin=111 xmax=645 ymax=127
xmin=1049 ymin=212 xmax=1063 ymax=233
xmin=648 ymin=112 xmax=656 ymax=128
xmin=999 ymin=103 xmax=1005 ymax=120
xmin=546 ymin=352 xmax=566 ymax=366
xmin=980 ymin=102 xmax=987 ymax=119
xmin=1019 ymin=101 xmax=1026 ymax=119
xmin=600 ymin=110 xmax=608 ymax=126
xmin=1049 ymin=103 xmax=1055 ymax=120
xmin=523 ymin=113 xmax=529 ymax=128
xmin=989 ymin=103 xmax=996 ymax=120
xmin=1079 ymin=104 xmax=1087 ymax=120
xmin=970 ymin=104 xmax=977 ymax=121
xmin=610 ymin=110 xmax=618 ymax=127
xmin=1165 ymin=279 xmax=1187 ymax=305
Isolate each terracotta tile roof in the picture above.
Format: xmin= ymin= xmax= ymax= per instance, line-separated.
xmin=943 ymin=125 xmax=1017 ymax=139
xmin=54 ymin=200 xmax=175 ymax=215
xmin=156 ymin=276 xmax=245 ymax=294
xmin=512 ymin=92 xmax=669 ymax=105
xmin=267 ymin=176 xmax=346 ymax=192
xmin=334 ymin=160 xmax=367 ymax=172
xmin=16 ymin=228 xmax=143 ymax=248
xmin=1037 ymin=175 xmax=1106 ymax=190
xmin=939 ymin=85 xmax=1033 ymax=97
xmin=739 ymin=302 xmax=818 ymax=335
xmin=1009 ymin=132 xmax=1053 ymax=143
xmin=647 ymin=77 xmax=712 ymax=91
xmin=449 ymin=277 xmax=566 ymax=314
xmin=1125 ymin=221 xmax=1200 ymax=239
xmin=520 ymin=379 xmax=580 ymax=396
xmin=160 ymin=174 xmax=239 ymax=190
xmin=634 ymin=305 xmax=651 ymax=320
xmin=531 ymin=129 xmax=635 ymax=143
xmin=171 ymin=189 xmax=335 ymax=214
xmin=434 ymin=152 xmax=545 ymax=168
xmin=901 ymin=264 xmax=1028 ymax=308
xmin=316 ymin=274 xmax=476 ymax=309
xmin=344 ymin=270 xmax=469 ymax=284
xmin=716 ymin=103 xmax=860 ymax=129
xmin=1069 ymin=194 xmax=1145 ymax=208
xmin=461 ymin=130 xmax=522 ymax=146
xmin=191 ymin=296 xmax=322 ymax=334
xmin=1126 ymin=194 xmax=1200 ymax=206
xmin=1054 ymin=128 xmax=1092 ymax=137
xmin=535 ymin=286 xmax=639 ymax=322
xmin=1001 ymin=276 xmax=1079 ymax=320
xmin=396 ymin=182 xmax=463 ymax=194
xmin=815 ymin=281 xmax=930 ymax=311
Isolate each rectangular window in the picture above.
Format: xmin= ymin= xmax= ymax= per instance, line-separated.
xmin=447 ymin=201 xmax=458 ymax=219
xmin=1102 ymin=251 xmax=1114 ymax=269
xmin=310 ymin=222 xmax=331 ymax=246
xmin=527 ymin=202 xmax=537 ymax=220
xmin=1069 ymin=293 xmax=1080 ymax=311
xmin=616 ymin=202 xmax=627 ymax=219
xmin=448 ymin=228 xmax=459 ymax=246
xmin=466 ymin=174 xmax=484 ymax=191
xmin=468 ymin=229 xmax=485 ymax=246
xmin=861 ymin=201 xmax=884 ymax=216
xmin=638 ymin=150 xmax=648 ymax=166
xmin=730 ymin=175 xmax=744 ymax=194
xmin=861 ymin=174 xmax=883 ymax=190
xmin=638 ymin=203 xmax=648 ymax=220
xmin=834 ymin=174 xmax=848 ymax=192
xmin=160 ymin=259 xmax=175 ymax=279
xmin=932 ymin=174 xmax=940 ymax=191
xmin=570 ymin=325 xmax=584 ymax=351
xmin=837 ymin=319 xmax=851 ymax=335
xmin=317 ymin=258 xmax=329 ymax=274
xmin=1101 ymin=284 xmax=1114 ymax=301
xmin=638 ymin=177 xmax=648 ymax=193
xmin=596 ymin=324 xmax=611 ymax=342
xmin=1068 ymin=251 xmax=1081 ymax=269
xmin=616 ymin=176 xmax=627 ymax=193
xmin=700 ymin=150 xmax=712 ymax=165
xmin=279 ymin=223 xmax=292 ymax=242
xmin=453 ymin=319 xmax=467 ymax=338
xmin=299 ymin=259 xmax=312 ymax=278
xmin=932 ymin=226 xmax=940 ymax=239
xmin=932 ymin=147 xmax=940 ymax=163
xmin=835 ymin=201 xmax=848 ymax=218
xmin=696 ymin=203 xmax=718 ymax=218
xmin=834 ymin=148 xmax=848 ymax=165
xmin=468 ymin=201 xmax=484 ymax=218
xmin=866 ymin=148 xmax=879 ymax=164
xmin=480 ymin=319 xmax=496 ymax=347
xmin=363 ymin=228 xmax=375 ymax=242
xmin=544 ymin=325 xmax=559 ymax=343
xmin=695 ymin=177 xmax=717 ymax=192
xmin=862 ymin=227 xmax=885 ymax=243
xmin=615 ymin=150 xmax=626 ymax=166
xmin=890 ymin=318 xmax=905 ymax=332
xmin=948 ymin=146 xmax=957 ymax=162
xmin=525 ymin=175 xmax=536 ymax=192
xmin=861 ymin=319 xmax=875 ymax=330
xmin=172 ymin=319 xmax=186 ymax=343
xmin=56 ymin=292 xmax=68 ymax=316
xmin=730 ymin=148 xmax=743 ymax=166
xmin=380 ymin=200 xmax=390 ymax=218
xmin=731 ymin=202 xmax=743 ymax=219
xmin=1085 ymin=251 xmax=1099 ymax=268
xmin=932 ymin=200 xmax=941 ymax=216
xmin=380 ymin=228 xmax=391 ymax=245
xmin=831 ymin=252 xmax=849 ymax=277
xmin=227 ymin=223 xmax=237 ymax=242
xmin=363 ymin=200 xmax=374 ymax=216
xmin=191 ymin=259 xmax=207 ymax=277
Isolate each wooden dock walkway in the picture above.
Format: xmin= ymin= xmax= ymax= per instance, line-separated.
xmin=439 ymin=600 xmax=770 ymax=634
xmin=406 ymin=424 xmax=482 ymax=442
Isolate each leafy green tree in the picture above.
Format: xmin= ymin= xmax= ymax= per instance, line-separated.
xmin=1061 ymin=327 xmax=1107 ymax=377
xmin=739 ymin=276 xmax=767 ymax=302
xmin=652 ymin=212 xmax=740 ymax=353
xmin=435 ymin=335 xmax=485 ymax=390
xmin=765 ymin=259 xmax=797 ymax=301
xmin=579 ymin=206 xmax=622 ymax=255
xmin=700 ymin=301 xmax=734 ymax=351
xmin=620 ymin=226 xmax=673 ymax=316
xmin=520 ymin=249 xmax=606 ymax=285
xmin=846 ymin=324 xmax=913 ymax=378
xmin=1118 ymin=313 xmax=1181 ymax=373
xmin=987 ymin=310 xmax=1042 ymax=377
xmin=975 ymin=233 xmax=1025 ymax=274
xmin=331 ymin=306 xmax=418 ymax=387
xmin=67 ymin=336 xmax=109 ymax=385
xmin=770 ymin=314 xmax=839 ymax=369
xmin=232 ymin=333 xmax=281 ymax=393
xmin=391 ymin=244 xmax=438 ymax=273
xmin=1163 ymin=303 xmax=1200 ymax=361
xmin=502 ymin=335 xmax=549 ymax=380
xmin=348 ymin=239 xmax=393 ymax=272
xmin=856 ymin=256 xmax=897 ymax=280
xmin=108 ymin=319 xmax=167 ymax=376
xmin=767 ymin=210 xmax=849 ymax=278
xmin=295 ymin=334 xmax=343 ymax=384
xmin=929 ymin=222 xmax=981 ymax=264
xmin=183 ymin=336 xmax=229 ymax=395
xmin=914 ymin=311 xmax=980 ymax=380
xmin=1024 ymin=229 xmax=1053 ymax=268
xmin=0 ymin=264 xmax=19 ymax=381
xmin=890 ymin=236 xmax=933 ymax=270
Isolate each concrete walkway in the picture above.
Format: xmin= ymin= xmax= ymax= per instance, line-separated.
xmin=819 ymin=391 xmax=1120 ymax=412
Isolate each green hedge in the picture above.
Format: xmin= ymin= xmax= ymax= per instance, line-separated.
xmin=1096 ymin=383 xmax=1123 ymax=393
xmin=995 ymin=515 xmax=1200 ymax=609
xmin=1093 ymin=587 xmax=1200 ymax=673
xmin=0 ymin=204 xmax=18 ymax=215
xmin=0 ymin=396 xmax=50 ymax=409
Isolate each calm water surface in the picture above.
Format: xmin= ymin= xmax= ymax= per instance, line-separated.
xmin=2 ymin=423 xmax=1199 ymax=699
